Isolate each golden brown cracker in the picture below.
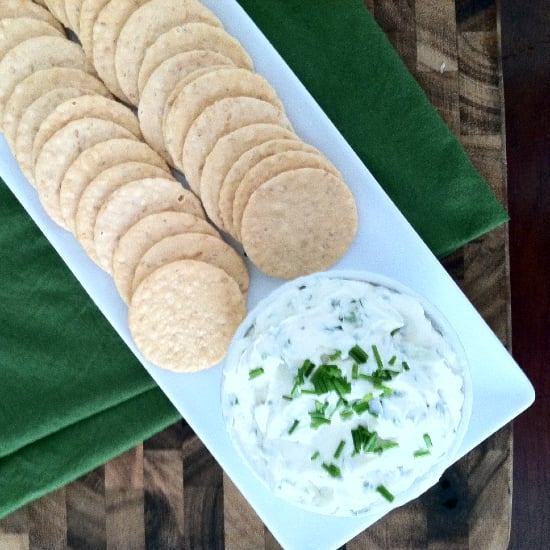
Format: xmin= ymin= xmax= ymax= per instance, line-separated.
xmin=60 ymin=138 xmax=170 ymax=233
xmin=15 ymin=86 xmax=103 ymax=185
xmin=113 ymin=211 xmax=219 ymax=304
xmin=240 ymin=168 xmax=358 ymax=279
xmin=163 ymin=67 xmax=285 ymax=173
xmin=75 ymin=162 xmax=172 ymax=264
xmin=218 ymin=138 xmax=313 ymax=235
xmin=31 ymin=94 xmax=141 ymax=171
xmin=200 ymin=123 xmax=297 ymax=230
xmin=0 ymin=35 xmax=90 ymax=128
xmin=33 ymin=118 xmax=138 ymax=227
xmin=3 ymin=67 xmax=109 ymax=151
xmin=93 ymin=176 xmax=205 ymax=272
xmin=132 ymin=232 xmax=249 ymax=297
xmin=128 ymin=259 xmax=246 ymax=372
xmin=232 ymin=148 xmax=341 ymax=242
xmin=114 ymin=0 xmax=222 ymax=105
xmin=137 ymin=22 xmax=253 ymax=95
xmin=181 ymin=96 xmax=292 ymax=194
xmin=138 ymin=51 xmax=233 ymax=161
xmin=91 ymin=0 xmax=148 ymax=102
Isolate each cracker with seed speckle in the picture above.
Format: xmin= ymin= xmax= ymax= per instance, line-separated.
xmin=93 ymin=176 xmax=205 ymax=272
xmin=75 ymin=162 xmax=178 ymax=264
xmin=60 ymin=138 xmax=169 ymax=233
xmin=129 ymin=259 xmax=246 ymax=372
xmin=113 ymin=211 xmax=219 ymax=304
xmin=132 ymin=232 xmax=249 ymax=296
xmin=240 ymin=168 xmax=358 ymax=279
xmin=114 ymin=0 xmax=222 ymax=105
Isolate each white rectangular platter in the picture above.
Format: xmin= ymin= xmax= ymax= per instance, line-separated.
xmin=0 ymin=1 xmax=535 ymax=548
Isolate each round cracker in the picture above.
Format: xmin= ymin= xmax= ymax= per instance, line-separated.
xmin=34 ymin=118 xmax=138 ymax=227
xmin=128 ymin=259 xmax=246 ymax=372
xmin=60 ymin=138 xmax=170 ymax=233
xmin=31 ymin=94 xmax=141 ymax=171
xmin=3 ymin=67 xmax=109 ymax=150
xmin=143 ymin=65 xmax=229 ymax=165
xmin=138 ymin=51 xmax=234 ymax=161
xmin=137 ymin=22 xmax=254 ymax=95
xmin=200 ymin=123 xmax=297 ymax=230
xmin=0 ymin=17 xmax=64 ymax=64
xmin=240 ymin=168 xmax=358 ymax=279
xmin=113 ymin=210 xmax=219 ymax=304
xmin=163 ymin=67 xmax=285 ymax=172
xmin=0 ymin=0 xmax=64 ymax=33
xmin=92 ymin=0 xmax=148 ymax=103
xmin=218 ymin=138 xmax=316 ymax=235
xmin=181 ymin=96 xmax=292 ymax=194
xmin=64 ymin=0 xmax=84 ymax=33
xmin=75 ymin=162 xmax=172 ymax=264
xmin=114 ymin=0 xmax=222 ymax=105
xmin=132 ymin=232 xmax=249 ymax=297
xmin=44 ymin=0 xmax=70 ymax=27
xmin=14 ymin=84 xmax=108 ymax=185
xmin=0 ymin=35 xmax=91 ymax=128
xmin=93 ymin=177 xmax=205 ymax=272
xmin=78 ymin=0 xmax=109 ymax=58
xmin=232 ymin=149 xmax=341 ymax=242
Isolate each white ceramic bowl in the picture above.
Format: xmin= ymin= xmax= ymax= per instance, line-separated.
xmin=221 ymin=270 xmax=472 ymax=517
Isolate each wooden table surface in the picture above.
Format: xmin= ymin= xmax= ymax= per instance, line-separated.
xmin=1 ymin=0 xmax=545 ymax=548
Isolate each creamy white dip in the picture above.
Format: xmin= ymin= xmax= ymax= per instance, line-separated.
xmin=222 ymin=273 xmax=469 ymax=515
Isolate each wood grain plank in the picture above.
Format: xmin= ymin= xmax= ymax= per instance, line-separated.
xmin=27 ymin=488 xmax=67 ymax=549
xmin=458 ymin=31 xmax=501 ymax=135
xmin=223 ymin=473 xmax=266 ymax=550
xmin=104 ymin=446 xmax=144 ymax=550
xmin=66 ymin=468 xmax=106 ymax=550
xmin=181 ymin=423 xmax=224 ymax=550
xmin=144 ymin=449 xmax=184 ymax=549
xmin=416 ymin=0 xmax=459 ymax=73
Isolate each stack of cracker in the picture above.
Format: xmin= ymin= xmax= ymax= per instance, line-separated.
xmin=0 ymin=0 xmax=358 ymax=371
xmin=0 ymin=0 xmax=247 ymax=372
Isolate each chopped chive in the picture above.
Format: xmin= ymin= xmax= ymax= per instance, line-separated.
xmin=334 ymin=440 xmax=346 ymax=459
xmin=388 ymin=355 xmax=397 ymax=366
xmin=352 ymin=363 xmax=359 ymax=380
xmin=302 ymin=358 xmax=316 ymax=378
xmin=327 ymin=349 xmax=342 ymax=361
xmin=413 ymin=449 xmax=431 ymax=458
xmin=288 ymin=419 xmax=300 ymax=435
xmin=340 ymin=409 xmax=354 ymax=419
xmin=351 ymin=400 xmax=370 ymax=415
xmin=376 ymin=484 xmax=395 ymax=502
xmin=248 ymin=367 xmax=264 ymax=380
xmin=402 ymin=361 xmax=410 ymax=371
xmin=349 ymin=344 xmax=368 ymax=363
xmin=372 ymin=345 xmax=384 ymax=369
xmin=311 ymin=450 xmax=320 ymax=461
xmin=423 ymin=433 xmax=433 ymax=448
xmin=322 ymin=462 xmax=342 ymax=478
xmin=390 ymin=327 xmax=401 ymax=336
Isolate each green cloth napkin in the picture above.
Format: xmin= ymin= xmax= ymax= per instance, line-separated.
xmin=0 ymin=0 xmax=507 ymax=519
